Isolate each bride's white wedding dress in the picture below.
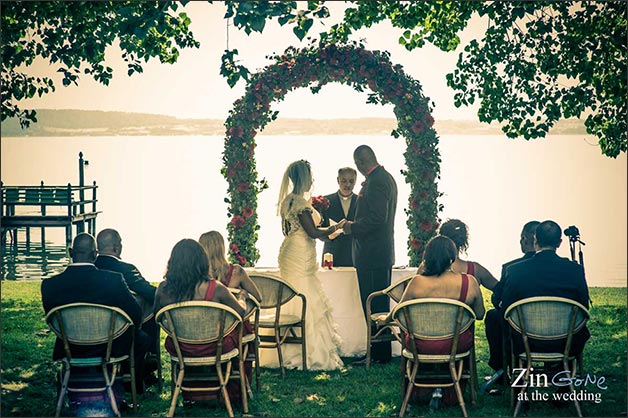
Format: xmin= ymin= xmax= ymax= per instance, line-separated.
xmin=262 ymin=193 xmax=343 ymax=370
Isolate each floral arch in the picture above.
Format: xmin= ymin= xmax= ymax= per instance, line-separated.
xmin=223 ymin=42 xmax=441 ymax=267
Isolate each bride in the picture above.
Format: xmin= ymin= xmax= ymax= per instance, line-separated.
xmin=271 ymin=159 xmax=346 ymax=370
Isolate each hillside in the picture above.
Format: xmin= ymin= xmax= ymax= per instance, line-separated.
xmin=1 ymin=109 xmax=588 ymax=137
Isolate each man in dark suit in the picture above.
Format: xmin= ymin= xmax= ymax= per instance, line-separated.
xmin=501 ymin=220 xmax=590 ymax=357
xmin=320 ymin=167 xmax=358 ymax=267
xmin=95 ymin=228 xmax=159 ymax=382
xmin=41 ymin=233 xmax=149 ymax=390
xmin=344 ymin=145 xmax=397 ymax=364
xmin=485 ymin=220 xmax=539 ymax=373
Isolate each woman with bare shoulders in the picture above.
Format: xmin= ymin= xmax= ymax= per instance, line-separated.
xmin=198 ymin=230 xmax=262 ymax=302
xmin=268 ymin=159 xmax=346 ymax=371
xmin=153 ymin=239 xmax=247 ymax=403
xmin=439 ymin=218 xmax=498 ymax=290
xmin=393 ymin=235 xmax=485 ymax=409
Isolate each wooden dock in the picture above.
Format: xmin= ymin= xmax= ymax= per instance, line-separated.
xmin=1 ymin=152 xmax=101 ymax=248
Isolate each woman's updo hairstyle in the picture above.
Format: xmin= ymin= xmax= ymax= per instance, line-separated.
xmin=422 ymin=235 xmax=457 ymax=276
xmin=439 ymin=219 xmax=469 ymax=253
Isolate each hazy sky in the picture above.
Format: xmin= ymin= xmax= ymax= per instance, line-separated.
xmin=18 ymin=2 xmax=484 ymax=120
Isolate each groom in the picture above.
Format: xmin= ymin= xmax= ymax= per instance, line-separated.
xmin=343 ymin=145 xmax=397 ymax=364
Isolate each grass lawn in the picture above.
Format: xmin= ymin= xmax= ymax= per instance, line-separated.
xmin=2 ymin=282 xmax=626 ymax=417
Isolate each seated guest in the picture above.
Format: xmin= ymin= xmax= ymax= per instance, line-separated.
xmin=485 ymin=221 xmax=539 ymax=373
xmin=153 ymin=239 xmax=248 ymax=402
xmin=439 ymin=219 xmax=498 ymax=290
xmin=319 ymin=167 xmax=358 ymax=267
xmin=501 ymin=220 xmax=590 ymax=356
xmin=95 ymin=228 xmax=159 ymax=385
xmin=198 ymin=230 xmax=262 ymax=302
xmin=381 ymin=235 xmax=484 ymax=407
xmin=41 ymin=233 xmax=149 ymax=393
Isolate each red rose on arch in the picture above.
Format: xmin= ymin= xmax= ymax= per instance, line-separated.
xmin=411 ymin=121 xmax=425 ymax=134
xmin=235 ymin=161 xmax=246 ymax=170
xmin=420 ymin=220 xmax=433 ymax=232
xmin=226 ymin=167 xmax=236 ymax=179
xmin=237 ymin=182 xmax=250 ymax=192
xmin=411 ymin=239 xmax=423 ymax=250
xmin=410 ymin=198 xmax=419 ymax=210
xmin=242 ymin=206 xmax=254 ymax=218
xmin=236 ymin=255 xmax=247 ymax=265
xmin=231 ymin=215 xmax=245 ymax=228
xmin=229 ymin=243 xmax=240 ymax=253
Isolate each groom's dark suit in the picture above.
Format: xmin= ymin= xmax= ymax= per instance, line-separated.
xmin=320 ymin=192 xmax=357 ymax=267
xmin=351 ymin=165 xmax=397 ymax=363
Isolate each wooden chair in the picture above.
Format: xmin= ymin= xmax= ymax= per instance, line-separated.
xmin=365 ymin=274 xmax=415 ymax=368
xmin=45 ymin=303 xmax=137 ymax=417
xmin=249 ymin=272 xmax=307 ymax=377
xmin=130 ymin=292 xmax=162 ymax=390
xmin=504 ymin=296 xmax=589 ymax=417
xmin=229 ymin=289 xmax=262 ymax=395
xmin=392 ymin=298 xmax=478 ymax=417
xmin=155 ymin=301 xmax=246 ymax=417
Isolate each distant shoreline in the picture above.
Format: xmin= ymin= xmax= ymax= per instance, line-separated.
xmin=2 ymin=109 xmax=589 ymax=137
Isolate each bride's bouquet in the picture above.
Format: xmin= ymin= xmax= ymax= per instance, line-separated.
xmin=311 ymin=195 xmax=330 ymax=212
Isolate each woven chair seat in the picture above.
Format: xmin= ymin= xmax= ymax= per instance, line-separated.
xmin=258 ymin=313 xmax=302 ymax=327
xmin=62 ymin=355 xmax=130 ymax=367
xmin=169 ymin=348 xmax=240 ymax=365
xmin=517 ymin=351 xmax=578 ymax=362
xmin=402 ymin=348 xmax=471 ymax=362
xmin=242 ymin=333 xmax=257 ymax=344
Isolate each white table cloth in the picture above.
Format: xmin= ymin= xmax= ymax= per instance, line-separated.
xmin=246 ymin=266 xmax=417 ymax=358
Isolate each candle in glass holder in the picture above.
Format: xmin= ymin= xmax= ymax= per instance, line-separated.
xmin=323 ymin=253 xmax=334 ymax=269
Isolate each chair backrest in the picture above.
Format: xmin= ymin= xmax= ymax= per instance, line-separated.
xmin=249 ymin=273 xmax=300 ymax=310
xmin=393 ymin=298 xmax=476 ymax=341
xmin=131 ymin=292 xmax=154 ymax=324
xmin=504 ymin=296 xmax=589 ymax=340
xmin=384 ymin=274 xmax=416 ymax=303
xmin=155 ymin=301 xmax=241 ymax=345
xmin=46 ymin=303 xmax=133 ymax=351
xmin=229 ymin=288 xmax=261 ymax=322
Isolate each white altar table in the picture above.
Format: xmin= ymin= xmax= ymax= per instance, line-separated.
xmin=246 ymin=266 xmax=417 ymax=358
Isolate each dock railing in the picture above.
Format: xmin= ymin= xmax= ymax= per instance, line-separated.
xmin=1 ymin=181 xmax=100 ymax=248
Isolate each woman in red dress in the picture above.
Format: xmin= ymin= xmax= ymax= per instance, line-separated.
xmin=439 ymin=218 xmax=498 ymax=290
xmin=154 ymin=239 xmax=247 ymax=403
xmin=395 ymin=235 xmax=485 ymax=408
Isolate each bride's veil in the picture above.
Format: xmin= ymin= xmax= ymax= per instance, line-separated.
xmin=277 ymin=160 xmax=312 ymax=216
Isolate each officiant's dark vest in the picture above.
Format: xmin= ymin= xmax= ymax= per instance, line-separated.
xmin=320 ymin=192 xmax=357 ymax=267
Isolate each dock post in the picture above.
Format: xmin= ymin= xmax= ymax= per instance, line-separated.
xmin=40 ymin=180 xmax=46 ymax=248
xmin=79 ymin=152 xmax=85 ymax=215
xmin=66 ymin=183 xmax=73 ymax=248
xmin=26 ymin=226 xmax=30 ymax=248
xmin=91 ymin=181 xmax=97 ymax=234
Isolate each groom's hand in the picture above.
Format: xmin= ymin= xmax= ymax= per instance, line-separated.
xmin=343 ymin=221 xmax=353 ymax=235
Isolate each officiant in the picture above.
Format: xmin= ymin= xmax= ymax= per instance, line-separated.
xmin=319 ymin=167 xmax=358 ymax=267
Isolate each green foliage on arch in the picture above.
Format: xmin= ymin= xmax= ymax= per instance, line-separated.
xmin=223 ymin=42 xmax=442 ymax=267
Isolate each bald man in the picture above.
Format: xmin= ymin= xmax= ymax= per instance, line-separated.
xmin=343 ymin=145 xmax=398 ymax=365
xmin=41 ymin=233 xmax=147 ymax=368
xmin=95 ymin=229 xmax=156 ymax=304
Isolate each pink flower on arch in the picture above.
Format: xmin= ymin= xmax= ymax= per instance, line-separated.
xmin=237 ymin=182 xmax=250 ymax=192
xmin=231 ymin=215 xmax=245 ymax=228
xmin=242 ymin=206 xmax=254 ymax=218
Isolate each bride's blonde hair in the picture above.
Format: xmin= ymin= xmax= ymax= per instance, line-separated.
xmin=277 ymin=159 xmax=313 ymax=215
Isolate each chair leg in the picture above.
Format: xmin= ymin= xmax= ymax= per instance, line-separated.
xmin=129 ymin=359 xmax=137 ymax=411
xmin=469 ymin=348 xmax=478 ymax=405
xmin=450 ymin=361 xmax=468 ymax=418
xmin=254 ymin=337 xmax=261 ymax=391
xmin=301 ymin=325 xmax=307 ymax=372
xmin=55 ymin=365 xmax=70 ymax=418
xmin=216 ymin=364 xmax=234 ymax=418
xmin=513 ymin=360 xmax=530 ymax=418
xmin=366 ymin=323 xmax=372 ymax=369
xmin=102 ymin=364 xmax=121 ymax=417
xmin=168 ymin=366 xmax=184 ymax=418
xmin=399 ymin=360 xmax=417 ymax=417
xmin=276 ymin=328 xmax=285 ymax=378
xmin=566 ymin=359 xmax=583 ymax=417
xmin=240 ymin=356 xmax=249 ymax=414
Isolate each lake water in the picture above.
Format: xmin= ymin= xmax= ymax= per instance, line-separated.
xmin=1 ymin=134 xmax=626 ymax=287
